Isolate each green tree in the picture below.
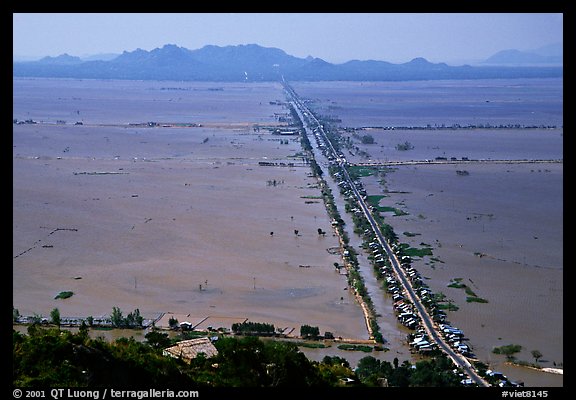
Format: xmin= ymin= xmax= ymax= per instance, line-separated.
xmin=356 ymin=356 xmax=395 ymax=386
xmin=50 ymin=308 xmax=61 ymax=328
xmin=13 ymin=328 xmax=198 ymax=386
xmin=356 ymin=356 xmax=381 ymax=382
xmin=232 ymin=321 xmax=275 ymax=335
xmin=211 ymin=336 xmax=266 ymax=386
xmin=389 ymin=360 xmax=412 ymax=387
xmin=396 ymin=141 xmax=414 ymax=151
xmin=125 ymin=308 xmax=143 ymax=328
xmin=168 ymin=316 xmax=179 ymax=329
xmin=316 ymin=361 xmax=356 ymax=386
xmin=110 ymin=306 xmax=124 ymax=328
xmin=262 ymin=340 xmax=324 ymax=386
xmin=30 ymin=313 xmax=43 ymax=325
xmin=78 ymin=320 xmax=89 ymax=342
xmin=409 ymin=356 xmax=462 ymax=387
xmin=531 ymin=350 xmax=543 ymax=364
xmin=13 ymin=328 xmax=351 ymax=387
xmin=322 ymin=355 xmax=350 ymax=368
xmin=361 ymin=134 xmax=375 ymax=144
xmin=145 ymin=331 xmax=171 ymax=349
xmin=300 ymin=324 xmax=320 ymax=338
xmin=373 ymin=331 xmax=384 ymax=344
xmin=493 ymin=344 xmax=522 ymax=361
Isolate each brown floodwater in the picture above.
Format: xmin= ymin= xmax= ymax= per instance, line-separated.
xmin=13 ymin=77 xmax=563 ymax=386
xmin=374 ymin=163 xmax=563 ymax=386
xmin=292 ymin=78 xmax=563 ymax=386
xmin=13 ymin=78 xmax=367 ymax=341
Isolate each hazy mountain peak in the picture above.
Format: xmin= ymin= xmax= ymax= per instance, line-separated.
xmin=406 ymin=57 xmax=431 ymax=65
xmin=112 ymin=48 xmax=151 ymax=64
xmin=151 ymin=44 xmax=193 ymax=58
xmin=38 ymin=53 xmax=82 ymax=65
xmin=483 ymin=44 xmax=562 ymax=66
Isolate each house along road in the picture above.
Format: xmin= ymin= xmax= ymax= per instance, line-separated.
xmin=283 ymin=79 xmax=490 ymax=387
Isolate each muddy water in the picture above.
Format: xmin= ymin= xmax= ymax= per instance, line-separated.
xmin=292 ymin=78 xmax=563 ymax=128
xmin=292 ymin=78 xmax=563 ymax=386
xmin=376 ymin=164 xmax=563 ymax=386
xmin=13 ymin=77 xmax=563 ymax=385
xmin=13 ymin=79 xmax=368 ymax=341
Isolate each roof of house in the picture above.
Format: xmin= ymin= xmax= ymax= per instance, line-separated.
xmin=163 ymin=337 xmax=218 ymax=363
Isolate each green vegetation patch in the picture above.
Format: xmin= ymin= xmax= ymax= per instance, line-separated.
xmin=403 ymin=246 xmax=433 ymax=258
xmin=437 ymin=303 xmax=460 ymax=312
xmin=493 ymin=344 xmax=522 ymax=355
xmin=366 ymin=195 xmax=386 ymax=208
xmin=447 ymin=278 xmax=466 ymax=289
xmin=337 ymin=344 xmax=373 ymax=352
xmin=466 ymin=296 xmax=489 ymax=303
xmin=232 ymin=321 xmax=275 ymax=336
xmin=54 ymin=291 xmax=74 ymax=300
xmin=447 ymin=279 xmax=489 ymax=304
xmin=361 ymin=134 xmax=375 ymax=144
xmin=348 ymin=165 xmax=377 ymax=177
xmin=379 ymin=206 xmax=408 ymax=216
xmin=396 ymin=141 xmax=414 ymax=151
xmin=295 ymin=341 xmax=330 ymax=349
xmin=365 ymin=195 xmax=407 ymax=216
xmin=12 ymin=327 xmax=466 ymax=387
xmin=403 ymin=231 xmax=421 ymax=237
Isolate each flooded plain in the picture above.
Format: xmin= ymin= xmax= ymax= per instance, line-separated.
xmin=14 ymin=77 xmax=563 ymax=386
xmin=293 ymin=78 xmax=563 ymax=386
xmin=13 ymin=78 xmax=367 ymax=340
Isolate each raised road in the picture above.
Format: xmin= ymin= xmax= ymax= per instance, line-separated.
xmin=283 ymin=79 xmax=490 ymax=387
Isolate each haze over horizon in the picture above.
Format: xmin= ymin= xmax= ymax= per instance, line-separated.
xmin=13 ymin=13 xmax=563 ymax=65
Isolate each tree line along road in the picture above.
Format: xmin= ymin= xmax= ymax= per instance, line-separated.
xmin=283 ymin=79 xmax=490 ymax=387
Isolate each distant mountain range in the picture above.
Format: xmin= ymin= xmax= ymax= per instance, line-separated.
xmin=13 ymin=43 xmax=563 ymax=82
xmin=482 ymin=42 xmax=563 ymax=66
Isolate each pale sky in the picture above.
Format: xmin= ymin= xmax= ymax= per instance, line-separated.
xmin=12 ymin=13 xmax=563 ymax=64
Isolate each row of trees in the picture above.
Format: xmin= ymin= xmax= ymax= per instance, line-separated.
xmin=294 ymin=109 xmax=385 ymax=343
xmin=231 ymin=321 xmax=275 ymax=336
xmin=300 ymin=324 xmax=320 ymax=338
xmin=356 ymin=354 xmax=463 ymax=387
xmin=13 ymin=327 xmax=348 ymax=387
xmin=230 ymin=321 xmax=324 ymax=339
xmin=110 ymin=307 xmax=144 ymax=328
xmin=14 ymin=326 xmax=467 ymax=387
xmin=492 ymin=344 xmax=544 ymax=364
xmin=13 ymin=306 xmax=144 ymax=329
